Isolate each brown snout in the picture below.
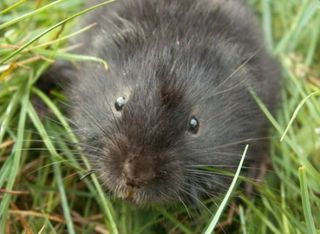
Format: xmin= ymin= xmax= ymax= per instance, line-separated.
xmin=122 ymin=156 xmax=156 ymax=188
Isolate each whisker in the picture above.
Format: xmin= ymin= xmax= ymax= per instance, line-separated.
xmin=178 ymin=183 xmax=213 ymax=215
xmin=212 ymin=49 xmax=262 ymax=93
xmin=79 ymin=169 xmax=95 ymax=180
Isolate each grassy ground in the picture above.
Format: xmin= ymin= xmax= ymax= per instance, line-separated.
xmin=0 ymin=0 xmax=320 ymax=233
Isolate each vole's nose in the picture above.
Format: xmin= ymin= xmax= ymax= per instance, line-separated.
xmin=123 ymin=156 xmax=156 ymax=188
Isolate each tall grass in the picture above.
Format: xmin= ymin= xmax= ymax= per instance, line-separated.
xmin=0 ymin=0 xmax=320 ymax=233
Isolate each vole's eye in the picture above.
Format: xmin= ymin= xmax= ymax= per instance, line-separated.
xmin=188 ymin=116 xmax=199 ymax=134
xmin=115 ymin=96 xmax=126 ymax=111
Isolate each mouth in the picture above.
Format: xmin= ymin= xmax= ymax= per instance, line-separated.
xmin=112 ymin=180 xmax=176 ymax=206
xmin=124 ymin=187 xmax=135 ymax=200
xmin=115 ymin=186 xmax=147 ymax=205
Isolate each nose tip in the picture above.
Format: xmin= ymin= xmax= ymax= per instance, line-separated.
xmin=123 ymin=157 xmax=155 ymax=187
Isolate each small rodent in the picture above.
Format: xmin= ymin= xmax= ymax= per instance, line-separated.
xmin=47 ymin=0 xmax=281 ymax=206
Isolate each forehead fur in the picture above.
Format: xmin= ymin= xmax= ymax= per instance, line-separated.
xmin=160 ymin=85 xmax=184 ymax=109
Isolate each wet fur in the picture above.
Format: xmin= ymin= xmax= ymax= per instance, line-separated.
xmin=50 ymin=0 xmax=281 ymax=205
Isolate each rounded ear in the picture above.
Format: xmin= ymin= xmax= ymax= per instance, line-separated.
xmin=37 ymin=60 xmax=76 ymax=93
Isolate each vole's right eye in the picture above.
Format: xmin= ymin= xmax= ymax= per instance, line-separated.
xmin=188 ymin=116 xmax=199 ymax=134
xmin=115 ymin=97 xmax=126 ymax=111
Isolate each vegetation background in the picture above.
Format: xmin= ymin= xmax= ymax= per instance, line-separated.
xmin=0 ymin=0 xmax=319 ymax=233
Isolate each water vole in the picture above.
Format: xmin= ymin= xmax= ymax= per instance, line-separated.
xmin=47 ymin=0 xmax=281 ymax=206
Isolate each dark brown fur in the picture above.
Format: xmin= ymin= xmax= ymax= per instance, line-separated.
xmin=46 ymin=0 xmax=281 ymax=205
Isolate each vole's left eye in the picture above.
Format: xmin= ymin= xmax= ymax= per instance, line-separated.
xmin=115 ymin=96 xmax=127 ymax=111
xmin=188 ymin=116 xmax=199 ymax=134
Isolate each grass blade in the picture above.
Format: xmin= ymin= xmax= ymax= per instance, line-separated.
xmin=0 ymin=0 xmax=65 ymax=30
xmin=31 ymin=88 xmax=119 ymax=234
xmin=53 ymin=160 xmax=76 ymax=234
xmin=280 ymin=90 xmax=320 ymax=141
xmin=299 ymin=167 xmax=317 ymax=234
xmin=203 ymin=145 xmax=248 ymax=234
xmin=0 ymin=0 xmax=115 ymax=64
xmin=0 ymin=86 xmax=28 ymax=233
xmin=156 ymin=207 xmax=192 ymax=234
xmin=0 ymin=0 xmax=27 ymax=15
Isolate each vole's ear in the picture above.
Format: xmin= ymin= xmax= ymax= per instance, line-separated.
xmin=32 ymin=60 xmax=76 ymax=119
xmin=36 ymin=60 xmax=76 ymax=93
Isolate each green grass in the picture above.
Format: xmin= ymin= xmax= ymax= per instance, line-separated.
xmin=0 ymin=0 xmax=320 ymax=233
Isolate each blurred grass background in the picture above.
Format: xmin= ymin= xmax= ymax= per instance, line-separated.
xmin=0 ymin=0 xmax=319 ymax=233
